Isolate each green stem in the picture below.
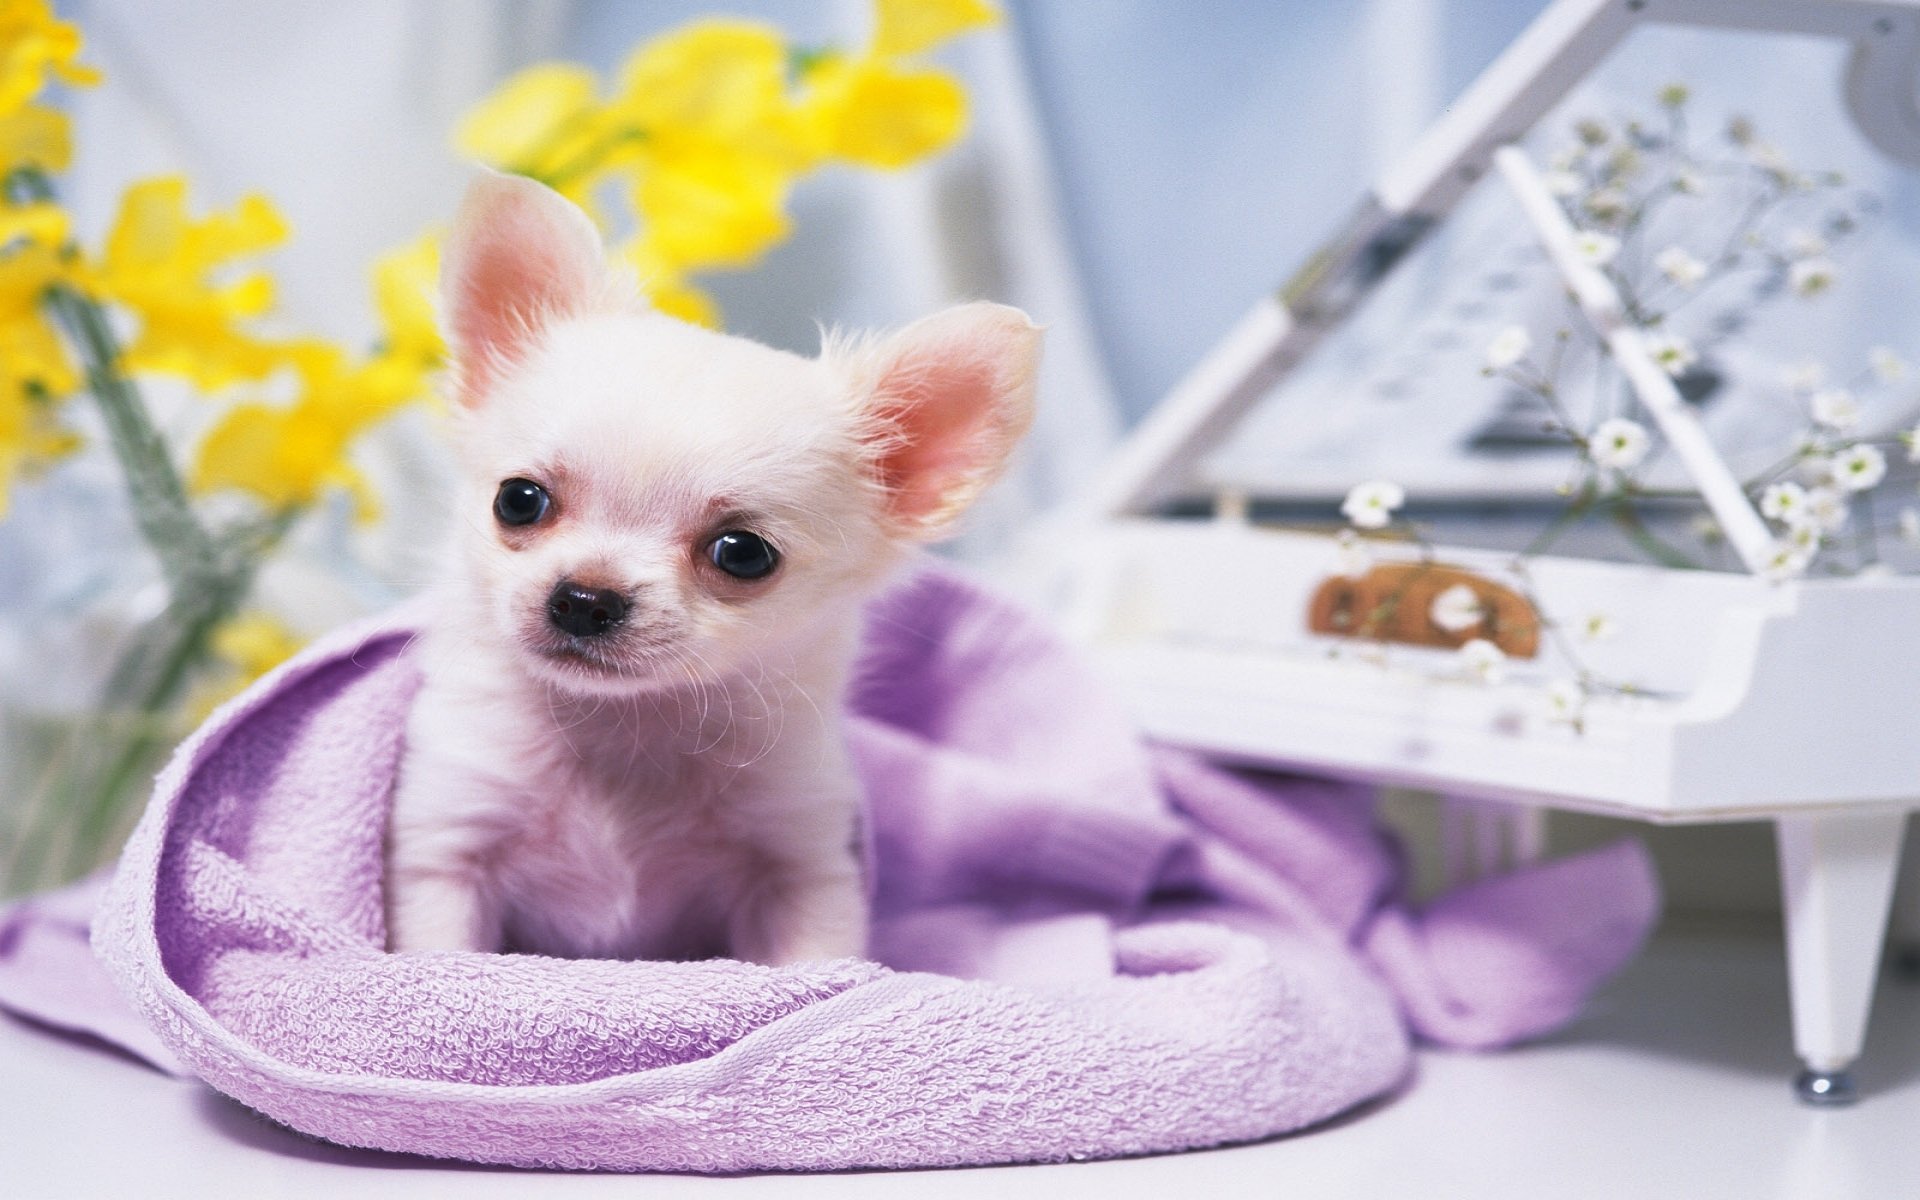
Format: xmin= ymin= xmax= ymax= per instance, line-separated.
xmin=7 ymin=510 xmax=293 ymax=888
xmin=1 ymin=167 xmax=290 ymax=888
xmin=1522 ymin=484 xmax=1600 ymax=558
xmin=10 ymin=168 xmax=221 ymax=597
xmin=530 ymin=125 xmax=649 ymax=193
xmin=60 ymin=589 xmax=236 ymax=874
xmin=1612 ymin=503 xmax=1700 ymax=569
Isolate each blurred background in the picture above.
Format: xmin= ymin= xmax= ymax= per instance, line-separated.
xmin=9 ymin=0 xmax=1920 ymax=922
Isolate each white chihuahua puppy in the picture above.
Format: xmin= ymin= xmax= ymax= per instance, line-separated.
xmin=385 ymin=173 xmax=1038 ymax=964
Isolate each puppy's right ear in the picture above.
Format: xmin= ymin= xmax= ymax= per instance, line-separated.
xmin=440 ymin=170 xmax=605 ymax=408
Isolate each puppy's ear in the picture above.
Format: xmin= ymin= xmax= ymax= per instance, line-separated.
xmin=440 ymin=170 xmax=606 ymax=407
xmin=846 ymin=302 xmax=1041 ymax=540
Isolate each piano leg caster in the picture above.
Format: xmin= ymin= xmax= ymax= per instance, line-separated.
xmin=1793 ymin=1067 xmax=1858 ymax=1107
xmin=1776 ymin=812 xmax=1906 ymax=1109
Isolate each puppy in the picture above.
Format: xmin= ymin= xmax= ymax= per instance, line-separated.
xmin=384 ymin=173 xmax=1038 ymax=964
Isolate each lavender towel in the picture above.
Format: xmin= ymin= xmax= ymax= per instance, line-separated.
xmin=2 ymin=565 xmax=1658 ymax=1171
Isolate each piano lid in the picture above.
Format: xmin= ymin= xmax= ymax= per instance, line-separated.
xmin=1088 ymin=0 xmax=1920 ymax=556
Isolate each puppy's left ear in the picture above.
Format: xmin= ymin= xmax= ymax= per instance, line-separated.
xmin=440 ymin=170 xmax=607 ymax=408
xmin=848 ymin=302 xmax=1041 ymax=541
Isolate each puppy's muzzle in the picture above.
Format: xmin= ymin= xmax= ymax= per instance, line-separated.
xmin=547 ymin=581 xmax=628 ymax=638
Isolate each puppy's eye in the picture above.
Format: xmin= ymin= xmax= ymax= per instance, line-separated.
xmin=708 ymin=531 xmax=779 ymax=580
xmin=494 ymin=478 xmax=551 ymax=527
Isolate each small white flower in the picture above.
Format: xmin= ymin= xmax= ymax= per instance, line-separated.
xmin=1790 ymin=257 xmax=1837 ymax=298
xmin=1579 ymin=612 xmax=1617 ymax=643
xmin=1572 ymin=231 xmax=1620 ymax=266
xmin=1543 ymin=170 xmax=1583 ymax=197
xmin=1871 ymin=346 xmax=1907 ymax=383
xmin=1782 ymin=360 xmax=1826 ymax=392
xmin=1332 ymin=529 xmax=1372 ymax=578
xmin=1761 ymin=538 xmax=1815 ymax=582
xmin=1673 ymin=168 xmax=1704 ymax=196
xmin=1899 ymin=507 xmax=1920 ymax=544
xmin=1804 ymin=487 xmax=1850 ymax=533
xmin=1787 ymin=229 xmax=1829 ymax=258
xmin=1654 ymin=246 xmax=1707 ymax=288
xmin=1341 ymin=480 xmax=1406 ymax=530
xmin=1429 ymin=583 xmax=1485 ymax=634
xmin=1589 ymin=418 xmax=1652 ymax=470
xmin=1544 ymin=679 xmax=1586 ymax=724
xmin=1457 ymin=638 xmax=1507 ymax=684
xmin=1904 ymin=425 xmax=1920 ymax=463
xmin=1646 ymin=334 xmax=1697 ymax=377
xmin=1832 ymin=444 xmax=1887 ymax=492
xmin=1485 ymin=325 xmax=1532 ymax=370
xmin=1760 ymin=481 xmax=1809 ymax=525
xmin=1810 ymin=388 xmax=1861 ymax=432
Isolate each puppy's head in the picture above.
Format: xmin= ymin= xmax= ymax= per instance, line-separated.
xmin=438 ymin=172 xmax=1038 ymax=697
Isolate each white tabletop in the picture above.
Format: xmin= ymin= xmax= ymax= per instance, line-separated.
xmin=4 ymin=929 xmax=1917 ymax=1200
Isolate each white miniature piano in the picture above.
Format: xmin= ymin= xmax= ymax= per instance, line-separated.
xmin=1053 ymin=0 xmax=1920 ymax=1104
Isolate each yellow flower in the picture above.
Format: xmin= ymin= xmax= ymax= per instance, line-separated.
xmin=0 ymin=237 xmax=78 ymax=512
xmin=0 ymin=197 xmax=62 ymax=246
xmin=0 ymin=237 xmax=77 ymax=392
xmin=86 ymin=175 xmax=290 ymax=389
xmin=188 ymin=611 xmax=305 ymax=719
xmin=447 ymin=1 xmax=998 ymax=325
xmin=0 ymin=0 xmax=100 ymax=118
xmin=453 ymin=63 xmax=619 ymax=194
xmin=618 ymin=237 xmax=719 ymax=328
xmin=0 ymin=385 xmax=76 ymax=516
xmin=645 ymin=274 xmax=720 ymax=328
xmin=371 ymin=230 xmax=444 ymax=372
xmin=211 ymin=611 xmax=303 ymax=679
xmin=607 ymin=18 xmax=819 ymax=275
xmin=191 ymin=342 xmax=415 ymax=517
xmin=798 ymin=54 xmax=968 ymax=169
xmin=871 ymin=0 xmax=1000 ymax=59
xmin=634 ymin=148 xmax=792 ymax=272
xmin=614 ymin=19 xmax=813 ymax=171
xmin=0 ymin=100 xmax=68 ymax=171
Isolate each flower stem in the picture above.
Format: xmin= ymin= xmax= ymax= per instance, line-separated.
xmin=0 ymin=167 xmax=280 ymax=889
xmin=9 ymin=168 xmax=221 ymax=597
xmin=1611 ymin=503 xmax=1699 ymax=569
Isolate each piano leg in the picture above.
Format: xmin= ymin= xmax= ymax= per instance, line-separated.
xmin=1774 ymin=810 xmax=1908 ymax=1106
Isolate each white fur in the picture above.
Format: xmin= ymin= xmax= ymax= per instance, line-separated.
xmin=385 ymin=174 xmax=1038 ymax=964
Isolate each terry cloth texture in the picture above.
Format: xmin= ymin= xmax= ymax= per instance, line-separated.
xmin=5 ymin=564 xmax=1658 ymax=1171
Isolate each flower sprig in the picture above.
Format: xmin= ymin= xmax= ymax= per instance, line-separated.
xmin=454 ymin=0 xmax=998 ymax=326
xmin=1474 ymin=86 xmax=1913 ymax=579
xmin=1318 ymin=85 xmax=1920 ymax=731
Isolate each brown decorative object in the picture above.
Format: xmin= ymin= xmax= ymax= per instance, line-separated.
xmin=1308 ymin=562 xmax=1541 ymax=658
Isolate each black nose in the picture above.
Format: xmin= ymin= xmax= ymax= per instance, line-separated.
xmin=547 ymin=581 xmax=628 ymax=638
